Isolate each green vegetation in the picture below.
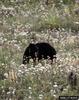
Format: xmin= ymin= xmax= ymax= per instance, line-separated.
xmin=0 ymin=0 xmax=79 ymax=99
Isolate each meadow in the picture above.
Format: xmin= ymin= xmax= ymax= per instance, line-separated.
xmin=0 ymin=0 xmax=79 ymax=99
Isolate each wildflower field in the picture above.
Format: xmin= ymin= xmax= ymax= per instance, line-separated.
xmin=0 ymin=0 xmax=79 ymax=100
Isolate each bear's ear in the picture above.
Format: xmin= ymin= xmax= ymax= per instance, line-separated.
xmin=29 ymin=43 xmax=35 ymax=46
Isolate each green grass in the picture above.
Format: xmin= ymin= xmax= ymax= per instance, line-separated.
xmin=0 ymin=0 xmax=79 ymax=99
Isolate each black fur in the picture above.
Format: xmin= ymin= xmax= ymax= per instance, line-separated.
xmin=23 ymin=43 xmax=56 ymax=64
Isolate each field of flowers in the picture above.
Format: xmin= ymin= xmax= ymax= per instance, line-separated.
xmin=0 ymin=0 xmax=79 ymax=100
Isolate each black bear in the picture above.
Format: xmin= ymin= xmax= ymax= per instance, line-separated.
xmin=22 ymin=42 xmax=56 ymax=64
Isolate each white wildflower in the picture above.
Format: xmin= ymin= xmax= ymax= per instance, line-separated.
xmin=74 ymin=22 xmax=79 ymax=24
xmin=12 ymin=89 xmax=16 ymax=95
xmin=50 ymin=89 xmax=54 ymax=95
xmin=28 ymin=87 xmax=32 ymax=90
xmin=28 ymin=95 xmax=32 ymax=99
xmin=2 ymin=5 xmax=14 ymax=10
xmin=4 ymin=73 xmax=8 ymax=78
xmin=39 ymin=94 xmax=43 ymax=100
xmin=18 ymin=69 xmax=22 ymax=73
xmin=53 ymin=94 xmax=56 ymax=97
xmin=19 ymin=32 xmax=27 ymax=36
xmin=53 ymin=84 xmax=58 ymax=88
xmin=7 ymin=91 xmax=11 ymax=94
